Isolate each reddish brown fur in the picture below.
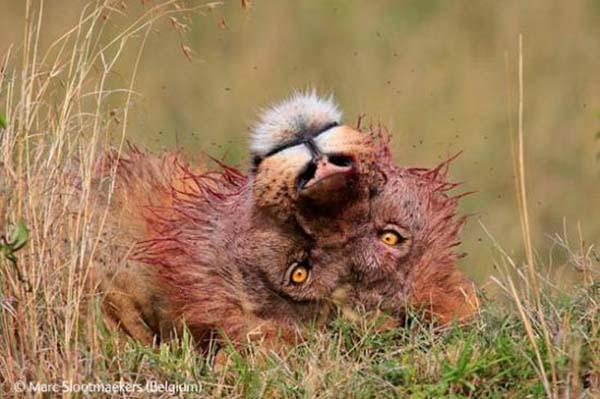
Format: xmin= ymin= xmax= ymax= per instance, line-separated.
xmin=91 ymin=124 xmax=477 ymax=350
xmin=96 ymin=148 xmax=354 ymax=350
xmin=284 ymin=125 xmax=478 ymax=324
xmin=345 ymin=158 xmax=478 ymax=323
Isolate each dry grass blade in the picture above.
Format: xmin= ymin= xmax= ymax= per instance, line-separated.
xmin=0 ymin=1 xmax=220 ymax=397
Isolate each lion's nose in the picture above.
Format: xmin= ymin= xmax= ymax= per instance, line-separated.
xmin=295 ymin=153 xmax=356 ymax=200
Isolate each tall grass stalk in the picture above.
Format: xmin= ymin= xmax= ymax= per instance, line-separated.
xmin=492 ymin=33 xmax=599 ymax=399
xmin=0 ymin=1 xmax=215 ymax=396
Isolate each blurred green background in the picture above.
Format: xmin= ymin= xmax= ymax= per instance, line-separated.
xmin=1 ymin=0 xmax=599 ymax=285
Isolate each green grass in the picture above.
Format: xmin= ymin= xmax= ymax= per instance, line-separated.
xmin=4 ymin=285 xmax=593 ymax=398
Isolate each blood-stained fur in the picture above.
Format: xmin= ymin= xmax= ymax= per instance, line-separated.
xmin=91 ymin=148 xmax=360 ymax=349
xmin=261 ymin=124 xmax=478 ymax=325
xmin=90 ymin=92 xmax=477 ymax=351
xmin=334 ymin=156 xmax=478 ymax=324
xmin=247 ymin=92 xmax=478 ymax=324
xmin=90 ymin=96 xmax=385 ymax=349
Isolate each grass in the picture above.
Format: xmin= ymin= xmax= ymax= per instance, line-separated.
xmin=4 ymin=287 xmax=598 ymax=397
xmin=0 ymin=1 xmax=598 ymax=398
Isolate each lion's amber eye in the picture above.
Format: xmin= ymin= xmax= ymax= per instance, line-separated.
xmin=291 ymin=266 xmax=309 ymax=284
xmin=380 ymin=231 xmax=401 ymax=246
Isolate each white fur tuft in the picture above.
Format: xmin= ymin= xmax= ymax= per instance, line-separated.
xmin=250 ymin=90 xmax=342 ymax=157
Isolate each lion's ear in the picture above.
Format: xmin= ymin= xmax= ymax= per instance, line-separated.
xmin=370 ymin=167 xmax=388 ymax=197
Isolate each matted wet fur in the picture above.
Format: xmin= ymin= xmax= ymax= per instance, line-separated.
xmin=339 ymin=151 xmax=478 ymax=323
xmin=88 ymin=93 xmax=478 ymax=351
xmin=267 ymin=124 xmax=478 ymax=325
xmin=91 ymin=143 xmax=477 ymax=352
xmin=89 ymin=146 xmax=366 ymax=350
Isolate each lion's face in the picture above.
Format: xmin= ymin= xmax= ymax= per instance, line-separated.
xmin=251 ymin=125 xmax=384 ymax=234
xmin=249 ymin=126 xmax=476 ymax=323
